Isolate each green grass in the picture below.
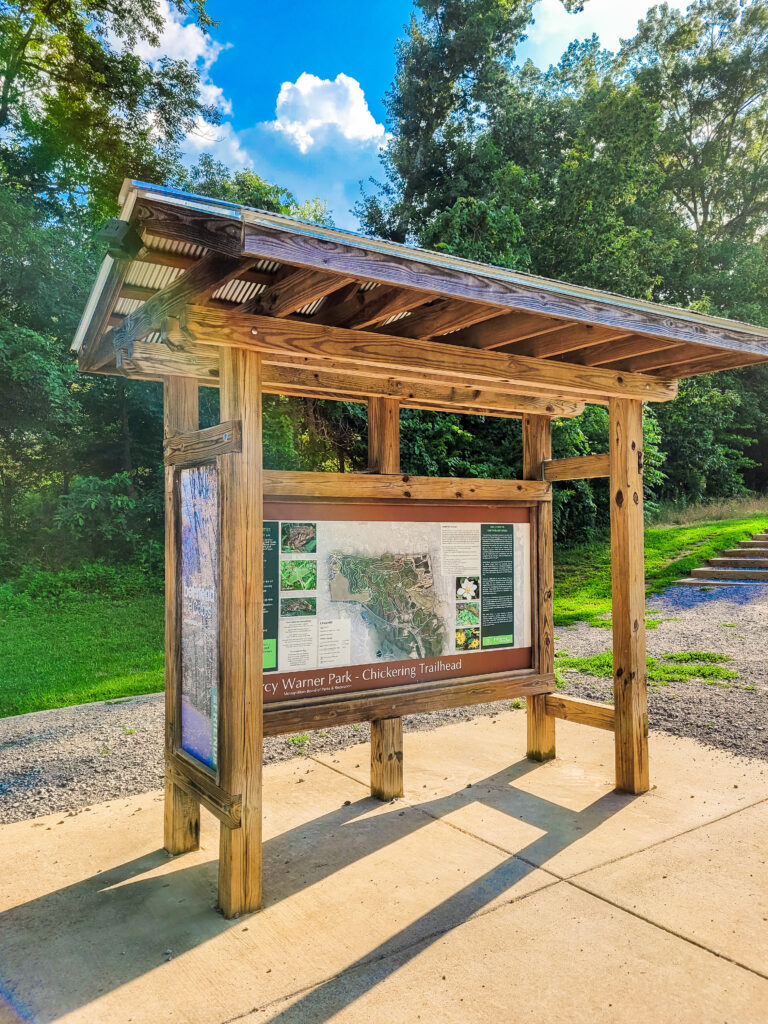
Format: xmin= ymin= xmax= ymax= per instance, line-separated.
xmin=555 ymin=650 xmax=738 ymax=684
xmin=0 ymin=594 xmax=164 ymax=717
xmin=554 ymin=514 xmax=768 ymax=627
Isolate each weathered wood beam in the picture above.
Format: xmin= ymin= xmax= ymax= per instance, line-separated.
xmin=163 ymin=376 xmax=201 ymax=855
xmin=105 ymin=253 xmax=255 ymax=363
xmin=542 ymin=454 xmax=610 ymax=482
xmin=609 ymin=397 xmax=649 ymax=794
xmin=118 ymin=340 xmax=587 ymax=417
xmin=171 ymin=305 xmax=678 ymax=403
xmin=241 ymin=218 xmax=768 ymax=357
xmin=448 ymin=312 xmax=572 ymax=350
xmin=602 ymin=342 xmax=719 ymax=373
xmin=137 ymin=199 xmax=243 ymax=257
xmin=239 ymin=267 xmax=353 ymax=317
xmin=544 ymin=695 xmax=615 ymax=731
xmin=384 ymin=298 xmax=503 ymax=339
xmin=505 ymin=325 xmax=632 ymax=360
xmin=79 ymin=258 xmax=133 ymax=369
xmin=651 ymin=351 xmax=767 ymax=377
xmin=569 ymin=336 xmax=675 ymax=367
xmin=262 ymin=469 xmax=551 ymax=502
xmin=524 ymin=415 xmax=556 ymax=761
xmin=329 ymin=285 xmax=432 ymax=329
xmin=163 ymin=420 xmax=242 ymax=466
xmin=137 ymin=248 xmax=278 ymax=290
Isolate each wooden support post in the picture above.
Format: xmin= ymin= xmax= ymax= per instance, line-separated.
xmin=609 ymin=399 xmax=649 ymax=794
xmin=523 ymin=415 xmax=556 ymax=761
xmin=368 ymin=397 xmax=404 ymax=799
xmin=218 ymin=348 xmax=265 ymax=916
xmin=163 ymin=377 xmax=201 ymax=854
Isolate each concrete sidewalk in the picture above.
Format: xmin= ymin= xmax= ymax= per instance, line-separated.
xmin=1 ymin=711 xmax=767 ymax=1024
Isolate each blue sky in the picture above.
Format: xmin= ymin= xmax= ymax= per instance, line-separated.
xmin=142 ymin=0 xmax=689 ymax=228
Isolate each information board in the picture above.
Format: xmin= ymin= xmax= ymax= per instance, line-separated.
xmin=262 ymin=502 xmax=532 ymax=703
xmin=179 ymin=464 xmax=219 ymax=769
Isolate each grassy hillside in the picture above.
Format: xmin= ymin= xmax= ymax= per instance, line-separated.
xmin=554 ymin=514 xmax=768 ymax=627
xmin=1 ymin=513 xmax=767 ymax=718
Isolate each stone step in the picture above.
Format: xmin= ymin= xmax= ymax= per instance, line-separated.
xmin=739 ymin=541 xmax=768 ymax=548
xmin=670 ymin=577 xmax=765 ymax=587
xmin=690 ymin=566 xmax=768 ymax=580
xmin=722 ymin=548 xmax=768 ymax=556
xmin=708 ymin=557 xmax=768 ymax=568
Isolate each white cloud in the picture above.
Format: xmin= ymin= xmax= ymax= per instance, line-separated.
xmin=129 ymin=0 xmax=233 ymax=115
xmin=523 ymin=0 xmax=689 ymax=65
xmin=182 ymin=117 xmax=253 ymax=169
xmin=268 ymin=72 xmax=386 ymax=154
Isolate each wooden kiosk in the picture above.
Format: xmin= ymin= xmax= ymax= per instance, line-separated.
xmin=74 ymin=180 xmax=768 ymax=917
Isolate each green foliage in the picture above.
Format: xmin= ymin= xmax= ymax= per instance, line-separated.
xmin=555 ymin=650 xmax=738 ymax=684
xmin=0 ymin=593 xmax=164 ymax=716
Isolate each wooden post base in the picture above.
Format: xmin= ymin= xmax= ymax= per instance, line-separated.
xmin=218 ymin=815 xmax=262 ymax=918
xmin=370 ymin=718 xmax=404 ymax=800
xmin=163 ymin=774 xmax=200 ymax=854
xmin=526 ymin=694 xmax=556 ymax=761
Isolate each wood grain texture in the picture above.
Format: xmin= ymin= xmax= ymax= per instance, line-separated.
xmin=504 ymin=324 xmax=631 ymax=359
xmin=217 ymin=348 xmax=264 ymax=916
xmin=137 ymin=199 xmax=243 ymax=257
xmin=163 ymin=377 xmax=201 ymax=855
xmin=262 ymin=672 xmax=554 ymax=735
xmin=523 ymin=416 xmax=556 ymax=762
xmin=370 ymin=718 xmax=404 ymax=799
xmin=544 ymin=695 xmax=615 ymax=731
xmin=119 ymin=340 xmax=587 ymax=418
xmin=262 ymin=469 xmax=551 ymax=502
xmin=242 ymin=267 xmax=353 ymax=317
xmin=175 ymin=306 xmax=679 ymax=403
xmin=321 ymin=284 xmax=432 ymax=329
xmin=609 ymin=398 xmax=649 ymax=794
xmin=367 ymin=398 xmax=404 ymax=800
xmin=79 ymin=258 xmax=132 ymax=370
xmin=571 ymin=336 xmax=675 ymax=367
xmin=164 ymin=420 xmax=241 ymax=466
xmin=447 ymin=313 xmax=572 ymax=350
xmin=384 ymin=298 xmax=502 ymax=339
xmin=542 ymin=454 xmax=610 ymax=482
xmin=166 ymin=755 xmax=242 ymax=828
xmin=110 ymin=253 xmax=253 ymax=355
xmin=241 ymin=220 xmax=768 ymax=357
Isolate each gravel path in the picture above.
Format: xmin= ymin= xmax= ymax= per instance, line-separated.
xmin=2 ymin=582 xmax=766 ymax=825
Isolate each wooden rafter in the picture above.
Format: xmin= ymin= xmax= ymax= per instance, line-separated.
xmin=106 ymin=253 xmax=255 ymax=361
xmin=447 ymin=312 xmax=572 ymax=350
xmin=321 ymin=284 xmax=433 ymax=329
xmin=383 ymin=298 xmax=503 ymax=339
xmin=169 ymin=305 xmax=678 ymax=402
xmin=569 ymin=336 xmax=675 ymax=366
xmin=502 ymin=324 xmax=632 ymax=359
xmin=238 ymin=267 xmax=354 ymax=317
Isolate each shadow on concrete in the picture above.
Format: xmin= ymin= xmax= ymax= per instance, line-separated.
xmin=0 ymin=758 xmax=634 ymax=1023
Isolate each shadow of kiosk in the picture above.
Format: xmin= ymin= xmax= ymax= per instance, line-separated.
xmin=73 ymin=179 xmax=768 ymax=917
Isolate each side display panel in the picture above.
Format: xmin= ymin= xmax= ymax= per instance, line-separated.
xmin=179 ymin=464 xmax=219 ymax=770
xmin=262 ymin=502 xmax=533 ymax=703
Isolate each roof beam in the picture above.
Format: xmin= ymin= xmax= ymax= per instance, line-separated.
xmin=170 ymin=305 xmax=678 ymax=403
xmin=384 ymin=299 xmax=503 ymax=339
xmin=241 ymin=217 xmax=768 ymax=357
xmin=136 ymin=199 xmax=242 ymax=257
xmin=569 ymin=336 xmax=675 ymax=366
xmin=649 ymin=351 xmax=767 ymax=378
xmin=320 ymin=284 xmax=433 ymax=329
xmin=446 ymin=312 xmax=573 ymax=350
xmin=103 ymin=253 xmax=255 ymax=365
xmin=238 ymin=267 xmax=354 ymax=317
xmin=107 ymin=340 xmax=586 ymax=418
xmin=502 ymin=324 xmax=632 ymax=359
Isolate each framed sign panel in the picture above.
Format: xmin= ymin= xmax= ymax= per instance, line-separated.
xmin=262 ymin=501 xmax=533 ymax=706
xmin=178 ymin=463 xmax=219 ymax=771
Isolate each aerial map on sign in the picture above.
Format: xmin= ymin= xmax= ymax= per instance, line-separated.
xmin=328 ymin=551 xmax=446 ymax=660
xmin=262 ymin=512 xmax=532 ymax=701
